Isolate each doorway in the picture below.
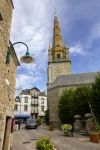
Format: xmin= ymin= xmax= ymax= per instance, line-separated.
xmin=2 ymin=116 xmax=12 ymax=150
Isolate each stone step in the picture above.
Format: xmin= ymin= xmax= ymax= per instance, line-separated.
xmin=74 ymin=130 xmax=88 ymax=136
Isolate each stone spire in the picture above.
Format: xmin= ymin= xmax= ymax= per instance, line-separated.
xmin=52 ymin=15 xmax=63 ymax=49
xmin=47 ymin=14 xmax=71 ymax=88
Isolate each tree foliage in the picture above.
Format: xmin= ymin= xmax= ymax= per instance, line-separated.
xmin=90 ymin=74 xmax=100 ymax=123
xmin=44 ymin=109 xmax=49 ymax=124
xmin=59 ymin=89 xmax=74 ymax=123
xmin=59 ymin=87 xmax=91 ymax=124
xmin=73 ymin=86 xmax=91 ymax=117
xmin=59 ymin=74 xmax=100 ymax=124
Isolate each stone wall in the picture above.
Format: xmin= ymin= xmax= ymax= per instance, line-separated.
xmin=0 ymin=1 xmax=18 ymax=149
xmin=48 ymin=86 xmax=67 ymax=128
xmin=48 ymin=61 xmax=70 ymax=86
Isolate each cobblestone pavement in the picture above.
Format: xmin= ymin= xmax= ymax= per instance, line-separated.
xmin=12 ymin=125 xmax=100 ymax=150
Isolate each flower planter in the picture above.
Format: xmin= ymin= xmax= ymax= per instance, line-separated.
xmin=49 ymin=125 xmax=54 ymax=131
xmin=89 ymin=132 xmax=99 ymax=143
xmin=62 ymin=124 xmax=72 ymax=136
xmin=64 ymin=129 xmax=70 ymax=136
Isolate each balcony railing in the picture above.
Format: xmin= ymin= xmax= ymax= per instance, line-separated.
xmin=31 ymin=95 xmax=38 ymax=98
xmin=31 ymin=102 xmax=38 ymax=106
xmin=31 ymin=110 xmax=38 ymax=113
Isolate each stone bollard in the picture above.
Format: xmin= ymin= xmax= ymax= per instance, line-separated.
xmin=85 ymin=113 xmax=95 ymax=133
xmin=74 ymin=115 xmax=82 ymax=131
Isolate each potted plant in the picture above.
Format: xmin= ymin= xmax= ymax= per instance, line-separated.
xmin=49 ymin=124 xmax=54 ymax=131
xmin=36 ymin=137 xmax=57 ymax=150
xmin=89 ymin=131 xmax=99 ymax=143
xmin=88 ymin=99 xmax=100 ymax=143
xmin=61 ymin=124 xmax=72 ymax=136
xmin=49 ymin=122 xmax=54 ymax=131
xmin=89 ymin=123 xmax=100 ymax=143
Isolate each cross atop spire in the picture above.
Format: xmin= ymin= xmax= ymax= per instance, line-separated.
xmin=55 ymin=8 xmax=57 ymax=16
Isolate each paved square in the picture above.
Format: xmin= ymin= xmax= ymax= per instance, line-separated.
xmin=13 ymin=125 xmax=100 ymax=150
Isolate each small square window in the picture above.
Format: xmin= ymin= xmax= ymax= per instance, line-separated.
xmin=24 ymin=105 xmax=28 ymax=111
xmin=0 ymin=14 xmax=3 ymax=21
xmin=24 ymin=97 xmax=28 ymax=103
xmin=41 ymin=98 xmax=44 ymax=104
xmin=14 ymin=104 xmax=18 ymax=111
xmin=57 ymin=54 xmax=60 ymax=59
xmin=41 ymin=106 xmax=44 ymax=112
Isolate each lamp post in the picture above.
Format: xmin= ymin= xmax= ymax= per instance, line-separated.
xmin=6 ymin=41 xmax=34 ymax=64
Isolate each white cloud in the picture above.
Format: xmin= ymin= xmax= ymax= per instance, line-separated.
xmin=16 ymin=73 xmax=41 ymax=89
xmin=70 ymin=22 xmax=100 ymax=56
xmin=84 ymin=22 xmax=100 ymax=49
xmin=11 ymin=0 xmax=52 ymax=90
xmin=70 ymin=42 xmax=86 ymax=55
xmin=11 ymin=0 xmax=100 ymax=90
xmin=91 ymin=23 xmax=100 ymax=39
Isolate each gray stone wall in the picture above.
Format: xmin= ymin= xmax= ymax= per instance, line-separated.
xmin=48 ymin=86 xmax=69 ymax=127
xmin=48 ymin=62 xmax=70 ymax=86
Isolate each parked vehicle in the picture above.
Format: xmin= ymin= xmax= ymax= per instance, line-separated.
xmin=25 ymin=118 xmax=37 ymax=129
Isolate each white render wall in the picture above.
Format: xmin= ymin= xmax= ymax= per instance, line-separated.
xmin=14 ymin=94 xmax=47 ymax=117
xmin=38 ymin=95 xmax=47 ymax=117
xmin=14 ymin=95 xmax=31 ymax=116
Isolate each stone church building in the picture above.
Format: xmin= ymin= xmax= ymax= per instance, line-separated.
xmin=47 ymin=15 xmax=98 ymax=127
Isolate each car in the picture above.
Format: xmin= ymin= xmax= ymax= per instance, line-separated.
xmin=25 ymin=118 xmax=37 ymax=129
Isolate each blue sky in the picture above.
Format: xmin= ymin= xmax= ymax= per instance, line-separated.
xmin=11 ymin=0 xmax=100 ymax=92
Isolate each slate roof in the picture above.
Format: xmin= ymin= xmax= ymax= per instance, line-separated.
xmin=39 ymin=92 xmax=46 ymax=96
xmin=20 ymin=87 xmax=40 ymax=95
xmin=49 ymin=72 xmax=100 ymax=89
xmin=20 ymin=89 xmax=30 ymax=95
xmin=31 ymin=87 xmax=40 ymax=91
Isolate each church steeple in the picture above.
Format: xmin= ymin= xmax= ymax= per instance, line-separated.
xmin=52 ymin=16 xmax=63 ymax=49
xmin=47 ymin=14 xmax=71 ymax=87
xmin=50 ymin=15 xmax=71 ymax=62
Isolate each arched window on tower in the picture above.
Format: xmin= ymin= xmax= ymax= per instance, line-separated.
xmin=57 ymin=54 xmax=60 ymax=59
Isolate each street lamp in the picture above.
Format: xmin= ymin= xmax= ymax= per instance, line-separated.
xmin=6 ymin=41 xmax=34 ymax=64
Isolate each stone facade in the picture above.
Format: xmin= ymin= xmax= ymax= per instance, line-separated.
xmin=47 ymin=15 xmax=99 ymax=128
xmin=0 ymin=1 xmax=19 ymax=150
xmin=48 ymin=61 xmax=70 ymax=87
xmin=47 ymin=15 xmax=70 ymax=127
xmin=48 ymin=73 xmax=98 ymax=128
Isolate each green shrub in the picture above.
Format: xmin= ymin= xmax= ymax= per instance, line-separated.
xmin=90 ymin=74 xmax=100 ymax=123
xmin=36 ymin=137 xmax=55 ymax=150
xmin=61 ymin=124 xmax=72 ymax=136
xmin=36 ymin=117 xmax=41 ymax=126
xmin=44 ymin=109 xmax=49 ymax=125
xmin=59 ymin=87 xmax=91 ymax=123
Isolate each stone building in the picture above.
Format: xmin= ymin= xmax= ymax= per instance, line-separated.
xmin=14 ymin=87 xmax=47 ymax=121
xmin=47 ymin=15 xmax=99 ymax=127
xmin=0 ymin=1 xmax=19 ymax=150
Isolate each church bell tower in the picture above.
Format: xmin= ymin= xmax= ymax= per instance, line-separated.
xmin=48 ymin=15 xmax=71 ymax=87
